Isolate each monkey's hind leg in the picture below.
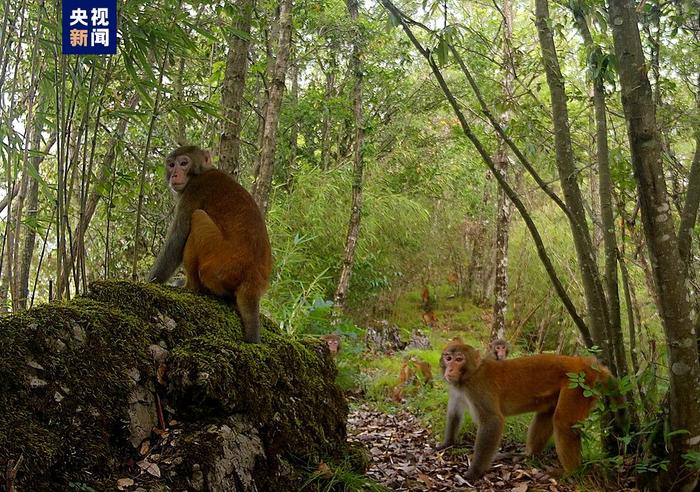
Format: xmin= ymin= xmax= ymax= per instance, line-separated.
xmin=526 ymin=409 xmax=554 ymax=455
xmin=187 ymin=209 xmax=232 ymax=295
xmin=236 ymin=283 xmax=262 ymax=344
xmin=552 ymin=387 xmax=595 ymax=473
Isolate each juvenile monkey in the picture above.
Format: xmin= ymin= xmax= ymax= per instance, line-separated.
xmin=438 ymin=340 xmax=610 ymax=480
xmin=148 ymin=145 xmax=272 ymax=343
xmin=410 ymin=356 xmax=433 ymax=386
xmin=487 ymin=338 xmax=510 ymax=360
xmin=321 ymin=334 xmax=341 ymax=357
xmin=422 ymin=311 xmax=438 ymax=327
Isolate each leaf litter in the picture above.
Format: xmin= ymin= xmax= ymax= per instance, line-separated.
xmin=348 ymin=404 xmax=580 ymax=492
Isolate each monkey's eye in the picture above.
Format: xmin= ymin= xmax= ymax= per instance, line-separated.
xmin=167 ymin=162 xmax=174 ymax=168
xmin=443 ymin=354 xmax=452 ymax=362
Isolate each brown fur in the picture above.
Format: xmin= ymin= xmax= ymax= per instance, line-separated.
xmin=148 ymin=146 xmax=272 ymax=343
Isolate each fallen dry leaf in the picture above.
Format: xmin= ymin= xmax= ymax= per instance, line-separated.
xmin=137 ymin=460 xmax=161 ymax=478
xmin=138 ymin=440 xmax=150 ymax=456
xmin=317 ymin=461 xmax=333 ymax=479
xmin=116 ymin=477 xmax=134 ymax=490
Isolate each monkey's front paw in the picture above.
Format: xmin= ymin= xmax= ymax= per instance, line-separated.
xmin=435 ymin=442 xmax=453 ymax=451
xmin=464 ymin=468 xmax=483 ymax=482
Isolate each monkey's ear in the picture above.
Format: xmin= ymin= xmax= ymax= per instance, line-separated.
xmin=473 ymin=350 xmax=482 ymax=366
xmin=202 ymin=150 xmax=213 ymax=170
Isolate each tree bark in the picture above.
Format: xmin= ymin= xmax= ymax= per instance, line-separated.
xmin=333 ymin=0 xmax=364 ymax=314
xmin=491 ymin=0 xmax=515 ymax=340
xmin=608 ymin=0 xmax=700 ymax=488
xmin=219 ymin=0 xmax=254 ymax=180
xmin=252 ymin=0 xmax=293 ymax=216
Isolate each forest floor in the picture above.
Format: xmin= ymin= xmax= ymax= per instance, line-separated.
xmin=347 ymin=402 xmax=578 ymax=492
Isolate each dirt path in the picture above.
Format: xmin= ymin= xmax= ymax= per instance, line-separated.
xmin=347 ymin=404 xmax=579 ymax=491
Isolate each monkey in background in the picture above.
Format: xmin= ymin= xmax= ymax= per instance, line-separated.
xmin=148 ymin=145 xmax=272 ymax=343
xmin=438 ymin=339 xmax=610 ymax=480
xmin=321 ymin=334 xmax=341 ymax=358
xmin=487 ymin=338 xmax=510 ymax=360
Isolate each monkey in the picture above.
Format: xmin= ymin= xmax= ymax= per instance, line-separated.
xmin=421 ymin=287 xmax=431 ymax=310
xmin=487 ymin=338 xmax=510 ymax=360
xmin=321 ymin=334 xmax=341 ymax=357
xmin=422 ymin=311 xmax=438 ymax=327
xmin=437 ymin=339 xmax=610 ymax=480
xmin=147 ymin=145 xmax=272 ymax=343
xmin=410 ymin=356 xmax=433 ymax=386
xmin=399 ymin=359 xmax=415 ymax=385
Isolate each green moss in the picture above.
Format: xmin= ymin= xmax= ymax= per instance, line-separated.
xmin=0 ymin=280 xmax=348 ymax=490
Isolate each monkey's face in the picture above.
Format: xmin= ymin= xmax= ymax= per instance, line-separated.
xmin=327 ymin=339 xmax=339 ymax=353
xmin=440 ymin=343 xmax=481 ymax=385
xmin=165 ymin=146 xmax=212 ymax=193
xmin=166 ymin=153 xmax=194 ymax=193
xmin=492 ymin=343 xmax=508 ymax=360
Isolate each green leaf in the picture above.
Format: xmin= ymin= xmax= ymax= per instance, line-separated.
xmin=436 ymin=36 xmax=449 ymax=67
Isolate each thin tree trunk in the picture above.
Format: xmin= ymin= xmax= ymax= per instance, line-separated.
xmin=55 ymin=55 xmax=67 ymax=301
xmin=608 ymin=0 xmax=700 ymax=488
xmin=219 ymin=0 xmax=254 ymax=179
xmin=62 ymin=94 xmax=139 ymax=289
xmin=618 ymin=249 xmax=649 ymax=413
xmin=174 ymin=56 xmax=187 ymax=145
xmin=320 ymin=56 xmax=336 ymax=171
xmin=252 ymin=4 xmax=281 ymax=181
xmin=588 ymin=108 xmax=602 ymax=253
xmin=333 ymin=0 xmax=365 ymax=313
xmin=251 ymin=0 xmax=293 ymax=215
xmin=491 ymin=0 xmax=514 ymax=340
xmin=0 ymin=0 xmax=28 ymax=308
xmin=132 ymin=47 xmax=169 ymax=280
xmin=16 ymin=129 xmax=53 ymax=310
xmin=286 ymin=54 xmax=299 ymax=191
xmin=535 ymin=0 xmax=613 ymax=367
xmin=678 ymin=71 xmax=700 ymax=268
xmin=571 ymin=7 xmax=627 ymax=383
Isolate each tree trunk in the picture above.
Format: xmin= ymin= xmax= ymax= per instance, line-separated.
xmin=535 ymin=0 xmax=613 ymax=365
xmin=219 ymin=0 xmax=254 ymax=180
xmin=571 ymin=7 xmax=627 ymax=384
xmin=62 ymin=94 xmax=139 ymax=291
xmin=678 ymin=71 xmax=700 ymax=268
xmin=333 ymin=0 xmax=364 ymax=314
xmin=286 ymin=54 xmax=299 ymax=191
xmin=15 ymin=126 xmax=52 ymax=310
xmin=491 ymin=0 xmax=514 ymax=340
xmin=608 ymin=0 xmax=700 ymax=488
xmin=252 ymin=0 xmax=293 ymax=216
xmin=320 ymin=56 xmax=336 ymax=171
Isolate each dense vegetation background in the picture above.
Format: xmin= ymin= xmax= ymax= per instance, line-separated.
xmin=0 ymin=0 xmax=698 ymax=489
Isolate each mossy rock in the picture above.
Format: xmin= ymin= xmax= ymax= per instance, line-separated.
xmin=0 ymin=281 xmax=350 ymax=491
